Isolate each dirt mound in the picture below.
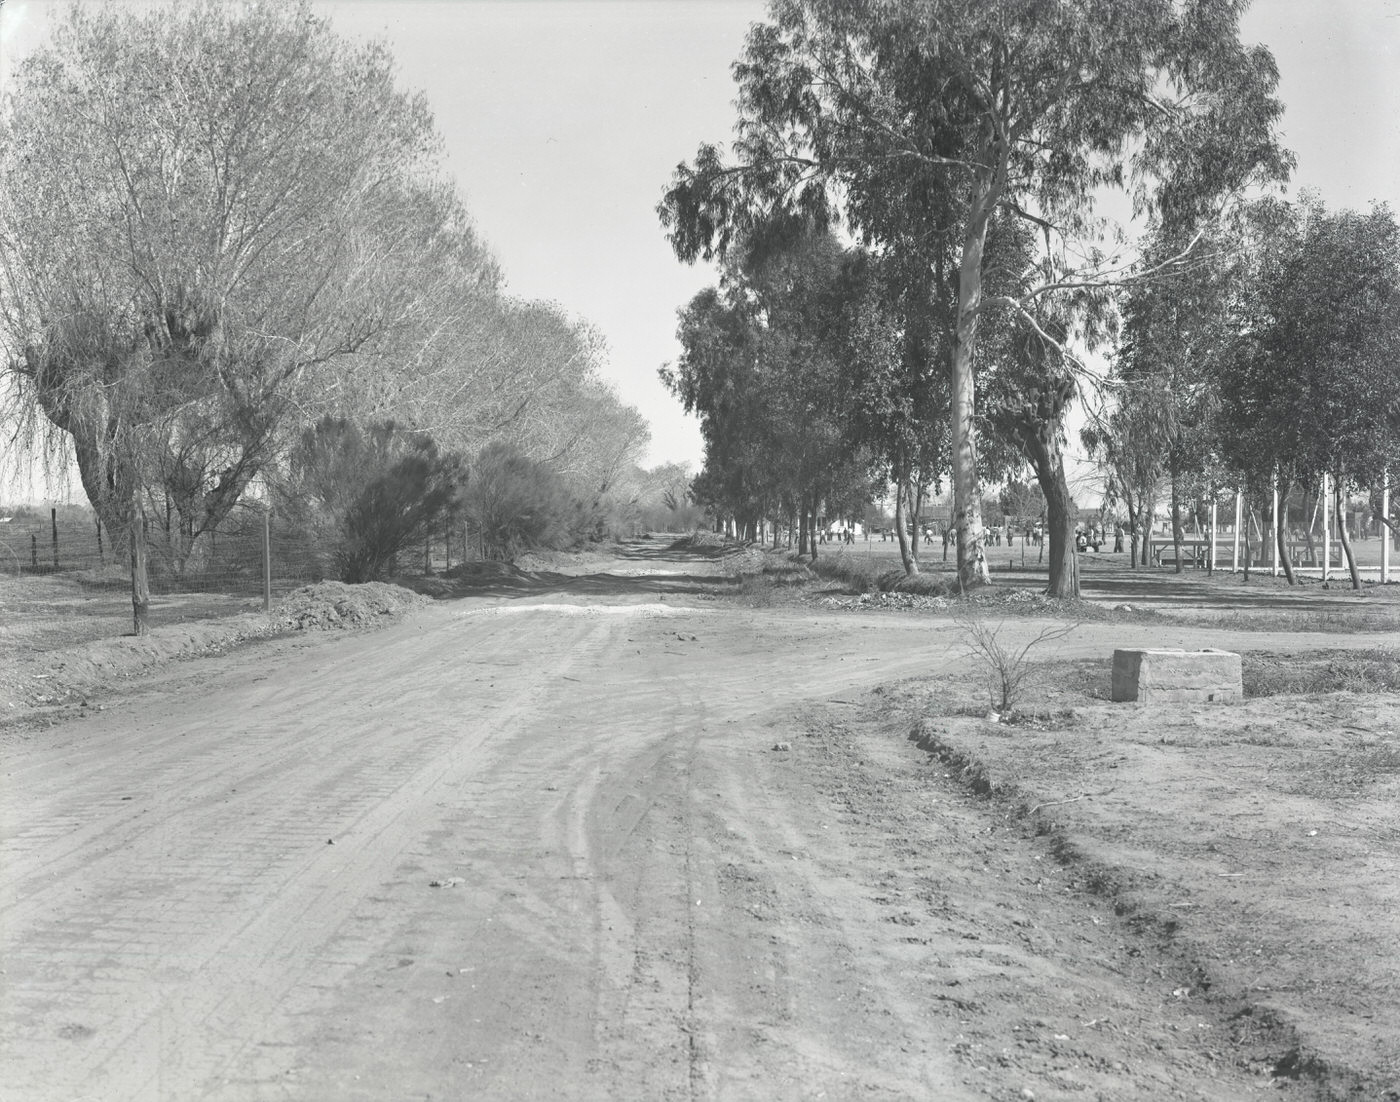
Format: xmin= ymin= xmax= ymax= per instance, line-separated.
xmin=666 ymin=531 xmax=730 ymax=555
xmin=2 ymin=581 xmax=425 ymax=721
xmin=273 ymin=581 xmax=426 ymax=630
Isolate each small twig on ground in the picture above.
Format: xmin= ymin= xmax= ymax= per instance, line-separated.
xmin=1027 ymin=787 xmax=1114 ymax=815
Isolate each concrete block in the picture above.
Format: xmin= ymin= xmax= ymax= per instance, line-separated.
xmin=1111 ymin=648 xmax=1242 ymax=704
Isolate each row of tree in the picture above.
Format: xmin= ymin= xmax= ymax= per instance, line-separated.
xmin=0 ymin=1 xmax=650 ymax=630
xmin=655 ymin=0 xmax=1299 ymax=597
xmin=1095 ymin=195 xmax=1400 ymax=588
xmin=657 ymin=0 xmax=1397 ymax=595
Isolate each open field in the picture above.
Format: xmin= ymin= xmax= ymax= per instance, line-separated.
xmin=2 ymin=536 xmax=1398 ymax=1100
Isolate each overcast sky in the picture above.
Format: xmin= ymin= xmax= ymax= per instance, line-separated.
xmin=3 ymin=0 xmax=1399 ymax=477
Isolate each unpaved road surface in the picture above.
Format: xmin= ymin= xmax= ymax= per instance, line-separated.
xmin=0 ymin=543 xmax=1361 ymax=1100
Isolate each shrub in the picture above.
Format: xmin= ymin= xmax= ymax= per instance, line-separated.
xmin=957 ymin=616 xmax=1079 ymax=717
xmin=460 ymin=443 xmax=586 ymax=561
xmin=278 ymin=416 xmax=464 ymax=583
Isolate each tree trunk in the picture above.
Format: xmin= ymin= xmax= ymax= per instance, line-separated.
xmin=130 ymin=503 xmax=150 ymax=636
xmin=950 ymin=180 xmax=994 ymax=591
xmin=1242 ymin=510 xmax=1252 ymax=583
xmin=806 ymin=493 xmax=818 ymax=564
xmin=1025 ymin=432 xmax=1078 ymax=598
xmin=1274 ymin=497 xmax=1297 ymax=585
xmin=1303 ymin=490 xmax=1319 ymax=561
xmin=1127 ymin=505 xmax=1139 ymax=568
xmin=1136 ymin=493 xmax=1154 ymax=571
xmin=894 ymin=481 xmax=918 ymax=575
xmin=1169 ymin=469 xmax=1184 ymax=575
xmin=1335 ymin=477 xmax=1361 ymax=590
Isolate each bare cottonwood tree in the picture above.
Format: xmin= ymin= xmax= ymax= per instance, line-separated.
xmin=0 ymin=0 xmax=492 ymax=631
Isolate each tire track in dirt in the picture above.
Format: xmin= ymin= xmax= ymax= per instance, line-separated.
xmin=0 ymin=608 xmax=618 ymax=1101
xmin=3 ymin=558 xmax=1368 ymax=1101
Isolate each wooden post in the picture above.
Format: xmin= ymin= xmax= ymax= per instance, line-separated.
xmin=131 ymin=507 xmax=150 ymax=636
xmin=1208 ymin=498 xmax=1217 ymax=576
xmin=1383 ymin=469 xmax=1391 ymax=584
xmin=31 ymin=533 xmax=37 ymax=569
xmin=1232 ymin=491 xmax=1242 ymax=573
xmin=262 ymin=507 xmax=272 ymax=613
xmin=1271 ymin=476 xmax=1279 ymax=577
xmin=51 ymin=507 xmax=59 ymax=569
xmin=1322 ymin=473 xmax=1330 ymax=581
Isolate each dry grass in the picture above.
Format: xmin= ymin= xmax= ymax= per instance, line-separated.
xmin=0 ymin=574 xmax=255 ymax=654
xmin=1241 ymin=647 xmax=1400 ymax=696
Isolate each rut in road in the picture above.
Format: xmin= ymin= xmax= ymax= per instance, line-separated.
xmin=2 ymin=586 xmax=1313 ymax=1100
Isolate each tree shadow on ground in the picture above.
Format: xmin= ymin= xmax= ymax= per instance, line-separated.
xmin=1078 ymin=572 xmax=1380 ymax=611
xmin=400 ymin=567 xmax=735 ymax=603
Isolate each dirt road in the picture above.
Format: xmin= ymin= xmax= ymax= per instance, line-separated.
xmin=0 ymin=544 xmax=1348 ymax=1100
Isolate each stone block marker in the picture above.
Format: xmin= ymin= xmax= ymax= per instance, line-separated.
xmin=1111 ymin=648 xmax=1243 ymax=704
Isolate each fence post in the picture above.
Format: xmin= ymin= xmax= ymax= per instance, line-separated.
xmin=1383 ymin=469 xmax=1391 ymax=584
xmin=31 ymin=533 xmax=38 ymax=568
xmin=262 ymin=507 xmax=272 ymax=613
xmin=1321 ymin=473 xmax=1330 ymax=582
xmin=1271 ymin=475 xmax=1279 ymax=577
xmin=1208 ymin=498 xmax=1217 ymax=576
xmin=1232 ymin=491 xmax=1241 ymax=572
xmin=51 ymin=507 xmax=59 ymax=569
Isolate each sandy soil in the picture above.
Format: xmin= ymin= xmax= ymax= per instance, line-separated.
xmin=1 ymin=537 xmax=1396 ymax=1100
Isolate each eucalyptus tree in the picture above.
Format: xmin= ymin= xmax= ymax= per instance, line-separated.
xmin=660 ymin=0 xmax=1290 ymax=589
xmin=1221 ymin=196 xmax=1400 ymax=590
xmin=662 ymin=225 xmax=869 ymax=551
xmin=982 ymin=315 xmax=1081 ymax=594
xmin=0 ymin=0 xmax=492 ymax=631
xmin=663 ymin=285 xmax=770 ymax=536
xmin=839 ymin=251 xmax=949 ymax=574
xmin=1109 ymin=225 xmax=1239 ymax=572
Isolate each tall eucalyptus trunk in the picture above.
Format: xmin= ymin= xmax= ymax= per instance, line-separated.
xmin=1335 ymin=477 xmax=1361 ymax=591
xmin=894 ymin=480 xmax=918 ymax=575
xmin=950 ymin=172 xmax=995 ymax=590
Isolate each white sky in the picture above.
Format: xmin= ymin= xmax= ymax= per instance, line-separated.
xmin=3 ymin=0 xmax=1399 ymax=478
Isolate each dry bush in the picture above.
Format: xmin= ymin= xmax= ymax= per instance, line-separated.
xmin=957 ymin=616 xmax=1079 ymax=716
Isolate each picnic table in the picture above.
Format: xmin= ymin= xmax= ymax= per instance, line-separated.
xmin=1147 ymin=535 xmax=1215 ymax=567
xmin=1148 ymin=534 xmax=1344 ymax=568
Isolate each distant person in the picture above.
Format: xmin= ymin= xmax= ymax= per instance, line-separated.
xmin=1113 ymin=521 xmax=1124 ymax=553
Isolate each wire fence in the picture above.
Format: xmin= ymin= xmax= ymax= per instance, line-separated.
xmin=0 ymin=503 xmax=316 ymax=595
xmin=0 ymin=502 xmax=536 ymax=657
